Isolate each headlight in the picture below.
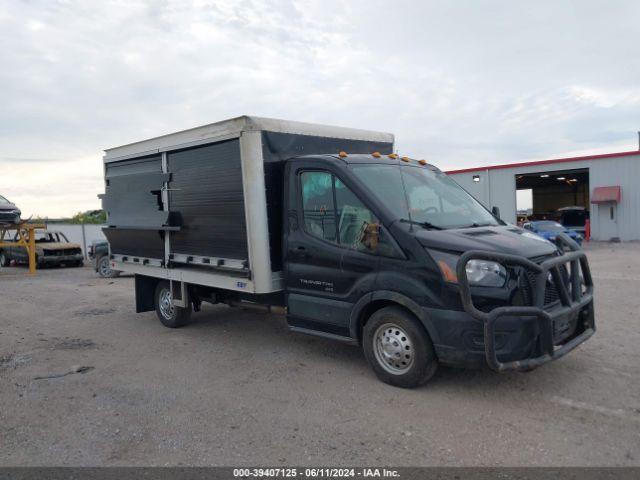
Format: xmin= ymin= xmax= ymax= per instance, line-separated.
xmin=464 ymin=259 xmax=507 ymax=287
xmin=428 ymin=249 xmax=507 ymax=287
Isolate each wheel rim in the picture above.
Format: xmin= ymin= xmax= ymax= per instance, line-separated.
xmin=99 ymin=258 xmax=111 ymax=276
xmin=373 ymin=322 xmax=414 ymax=375
xmin=159 ymin=288 xmax=174 ymax=320
xmin=0 ymin=253 xmax=5 ymax=265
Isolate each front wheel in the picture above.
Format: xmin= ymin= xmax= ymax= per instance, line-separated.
xmin=154 ymin=281 xmax=191 ymax=328
xmin=362 ymin=306 xmax=437 ymax=388
xmin=97 ymin=256 xmax=119 ymax=278
xmin=0 ymin=252 xmax=9 ymax=267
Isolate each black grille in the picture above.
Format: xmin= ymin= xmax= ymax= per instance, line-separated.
xmin=524 ymin=270 xmax=560 ymax=306
xmin=0 ymin=211 xmax=18 ymax=221
xmin=519 ymin=254 xmax=569 ymax=308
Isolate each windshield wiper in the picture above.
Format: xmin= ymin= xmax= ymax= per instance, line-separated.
xmin=458 ymin=222 xmax=494 ymax=229
xmin=399 ymin=218 xmax=443 ymax=230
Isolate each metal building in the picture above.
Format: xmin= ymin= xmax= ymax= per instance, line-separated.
xmin=447 ymin=150 xmax=640 ymax=241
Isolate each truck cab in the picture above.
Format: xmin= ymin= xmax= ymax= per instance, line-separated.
xmin=282 ymin=154 xmax=594 ymax=386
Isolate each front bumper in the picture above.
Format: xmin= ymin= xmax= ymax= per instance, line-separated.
xmin=450 ymin=233 xmax=595 ymax=372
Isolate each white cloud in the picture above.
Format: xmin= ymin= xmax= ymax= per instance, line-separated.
xmin=1 ymin=0 xmax=639 ymax=216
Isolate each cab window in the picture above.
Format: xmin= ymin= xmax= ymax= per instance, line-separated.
xmin=300 ymin=171 xmax=399 ymax=257
xmin=300 ymin=171 xmax=337 ymax=242
xmin=334 ymin=178 xmax=375 ymax=249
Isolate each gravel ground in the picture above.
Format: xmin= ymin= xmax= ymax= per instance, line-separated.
xmin=0 ymin=242 xmax=639 ymax=466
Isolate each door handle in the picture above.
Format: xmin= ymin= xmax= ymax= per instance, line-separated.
xmin=296 ymin=246 xmax=311 ymax=259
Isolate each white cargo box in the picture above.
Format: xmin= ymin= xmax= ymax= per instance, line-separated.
xmin=101 ymin=116 xmax=394 ymax=294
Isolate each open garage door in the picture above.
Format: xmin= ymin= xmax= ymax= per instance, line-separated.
xmin=516 ymin=168 xmax=590 ymax=233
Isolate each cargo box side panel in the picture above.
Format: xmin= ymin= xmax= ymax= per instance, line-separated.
xmin=168 ymin=139 xmax=248 ymax=261
xmin=261 ymin=131 xmax=394 ymax=271
xmin=105 ymin=229 xmax=165 ymax=259
xmin=102 ymin=155 xmax=167 ymax=260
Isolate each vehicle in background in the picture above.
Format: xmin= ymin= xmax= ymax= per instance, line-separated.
xmin=0 ymin=195 xmax=21 ymax=225
xmin=101 ymin=116 xmax=595 ymax=388
xmin=0 ymin=230 xmax=84 ymax=268
xmin=557 ymin=206 xmax=588 ymax=235
xmin=523 ymin=220 xmax=583 ymax=245
xmin=88 ymin=239 xmax=120 ymax=278
xmin=516 ymin=214 xmax=528 ymax=226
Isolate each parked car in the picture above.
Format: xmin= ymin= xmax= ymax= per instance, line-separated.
xmin=0 ymin=230 xmax=84 ymax=268
xmin=88 ymin=239 xmax=120 ymax=278
xmin=557 ymin=206 xmax=589 ymax=235
xmin=523 ymin=220 xmax=583 ymax=245
xmin=0 ymin=194 xmax=21 ymax=225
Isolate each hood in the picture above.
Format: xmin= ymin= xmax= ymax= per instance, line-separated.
xmin=414 ymin=225 xmax=558 ymax=258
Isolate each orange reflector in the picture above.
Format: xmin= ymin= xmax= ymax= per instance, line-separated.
xmin=388 ymin=153 xmax=398 ymax=159
xmin=338 ymin=151 xmax=348 ymax=158
xmin=418 ymin=159 xmax=427 ymax=165
xmin=400 ymin=156 xmax=410 ymax=162
xmin=372 ymin=152 xmax=381 ymax=158
xmin=437 ymin=260 xmax=458 ymax=283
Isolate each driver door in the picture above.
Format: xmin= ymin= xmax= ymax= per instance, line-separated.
xmin=285 ymin=166 xmax=381 ymax=337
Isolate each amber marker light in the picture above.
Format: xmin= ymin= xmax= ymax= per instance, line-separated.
xmin=372 ymin=152 xmax=381 ymax=158
xmin=338 ymin=151 xmax=348 ymax=158
xmin=388 ymin=153 xmax=398 ymax=159
xmin=437 ymin=260 xmax=458 ymax=283
xmin=418 ymin=159 xmax=427 ymax=165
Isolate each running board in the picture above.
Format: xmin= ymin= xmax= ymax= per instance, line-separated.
xmin=288 ymin=326 xmax=358 ymax=345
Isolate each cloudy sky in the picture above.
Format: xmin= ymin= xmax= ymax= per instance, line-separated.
xmin=1 ymin=0 xmax=639 ymax=217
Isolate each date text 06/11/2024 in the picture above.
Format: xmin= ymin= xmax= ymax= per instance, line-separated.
xmin=232 ymin=468 xmax=400 ymax=478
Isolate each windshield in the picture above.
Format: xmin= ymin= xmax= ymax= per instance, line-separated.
xmin=0 ymin=195 xmax=9 ymax=204
xmin=350 ymin=164 xmax=499 ymax=229
xmin=534 ymin=221 xmax=566 ymax=233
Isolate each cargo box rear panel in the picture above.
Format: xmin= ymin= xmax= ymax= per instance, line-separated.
xmin=102 ymin=155 xmax=167 ymax=260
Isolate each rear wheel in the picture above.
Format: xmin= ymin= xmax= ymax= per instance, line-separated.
xmin=0 ymin=252 xmax=9 ymax=267
xmin=363 ymin=306 xmax=437 ymax=388
xmin=154 ymin=281 xmax=191 ymax=328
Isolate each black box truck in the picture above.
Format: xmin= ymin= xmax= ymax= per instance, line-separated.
xmin=100 ymin=116 xmax=595 ymax=388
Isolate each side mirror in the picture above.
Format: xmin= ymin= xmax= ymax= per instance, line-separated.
xmin=491 ymin=206 xmax=501 ymax=219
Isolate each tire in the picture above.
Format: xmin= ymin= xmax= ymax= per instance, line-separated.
xmin=154 ymin=281 xmax=191 ymax=328
xmin=74 ymin=260 xmax=84 ymax=267
xmin=362 ymin=306 xmax=437 ymax=388
xmin=0 ymin=252 xmax=9 ymax=267
xmin=97 ymin=256 xmax=119 ymax=278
